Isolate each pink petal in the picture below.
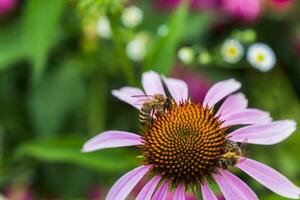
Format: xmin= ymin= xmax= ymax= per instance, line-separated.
xmin=142 ymin=71 xmax=166 ymax=95
xmin=227 ymin=120 xmax=297 ymax=145
xmin=82 ymin=130 xmax=142 ymax=152
xmin=216 ymin=93 xmax=248 ymax=117
xmin=152 ymin=180 xmax=169 ymax=200
xmin=112 ymin=86 xmax=145 ymax=109
xmin=220 ymin=109 xmax=271 ymax=128
xmin=173 ymin=184 xmax=185 ymax=200
xmin=136 ymin=176 xmax=161 ymax=200
xmin=201 ymin=181 xmax=218 ymax=200
xmin=203 ymin=79 xmax=241 ymax=108
xmin=214 ymin=170 xmax=258 ymax=200
xmin=237 ymin=157 xmax=300 ymax=199
xmin=106 ymin=165 xmax=151 ymax=200
xmin=162 ymin=76 xmax=188 ymax=103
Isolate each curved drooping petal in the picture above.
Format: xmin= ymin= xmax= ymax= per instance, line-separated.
xmin=203 ymin=79 xmax=241 ymax=108
xmin=227 ymin=120 xmax=297 ymax=145
xmin=136 ymin=176 xmax=161 ymax=200
xmin=162 ymin=76 xmax=188 ymax=103
xmin=82 ymin=131 xmax=142 ymax=152
xmin=237 ymin=157 xmax=300 ymax=199
xmin=152 ymin=180 xmax=169 ymax=200
xmin=112 ymin=86 xmax=145 ymax=109
xmin=142 ymin=71 xmax=165 ymax=95
xmin=201 ymin=181 xmax=218 ymax=200
xmin=106 ymin=165 xmax=151 ymax=200
xmin=220 ymin=109 xmax=271 ymax=128
xmin=213 ymin=170 xmax=258 ymax=200
xmin=216 ymin=93 xmax=248 ymax=117
xmin=173 ymin=184 xmax=185 ymax=200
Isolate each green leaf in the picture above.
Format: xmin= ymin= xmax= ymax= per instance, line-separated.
xmin=22 ymin=0 xmax=66 ymax=83
xmin=183 ymin=14 xmax=212 ymax=40
xmin=0 ymin=129 xmax=3 ymax=164
xmin=0 ymin=21 xmax=26 ymax=71
xmin=144 ymin=4 xmax=212 ymax=74
xmin=88 ymin=75 xmax=107 ymax=136
xmin=28 ymin=61 xmax=85 ymax=137
xmin=261 ymin=193 xmax=287 ymax=200
xmin=15 ymin=137 xmax=139 ymax=173
xmin=246 ymin=69 xmax=300 ymax=170
xmin=145 ymin=2 xmax=189 ymax=74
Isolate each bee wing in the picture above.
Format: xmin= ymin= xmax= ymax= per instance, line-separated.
xmin=239 ymin=156 xmax=247 ymax=163
xmin=240 ymin=138 xmax=248 ymax=150
xmin=131 ymin=94 xmax=153 ymax=97
xmin=236 ymin=140 xmax=248 ymax=165
xmin=131 ymin=95 xmax=152 ymax=106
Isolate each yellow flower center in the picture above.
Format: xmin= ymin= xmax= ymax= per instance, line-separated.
xmin=141 ymin=100 xmax=227 ymax=187
xmin=227 ymin=47 xmax=238 ymax=57
xmin=256 ymin=53 xmax=265 ymax=62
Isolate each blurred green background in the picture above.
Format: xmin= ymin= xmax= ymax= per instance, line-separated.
xmin=0 ymin=0 xmax=299 ymax=199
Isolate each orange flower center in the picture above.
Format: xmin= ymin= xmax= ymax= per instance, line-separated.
xmin=141 ymin=100 xmax=227 ymax=186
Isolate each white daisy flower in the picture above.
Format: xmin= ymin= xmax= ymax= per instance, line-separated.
xmin=121 ymin=6 xmax=143 ymax=28
xmin=221 ymin=39 xmax=244 ymax=63
xmin=126 ymin=32 xmax=149 ymax=62
xmin=97 ymin=16 xmax=111 ymax=39
xmin=247 ymin=43 xmax=276 ymax=72
xmin=178 ymin=47 xmax=194 ymax=64
xmin=157 ymin=24 xmax=169 ymax=37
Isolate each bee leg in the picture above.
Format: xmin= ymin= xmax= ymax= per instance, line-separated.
xmin=150 ymin=109 xmax=155 ymax=125
xmin=218 ymin=158 xmax=227 ymax=170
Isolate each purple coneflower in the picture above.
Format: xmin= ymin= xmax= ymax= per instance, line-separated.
xmin=0 ymin=0 xmax=17 ymax=15
xmin=82 ymin=71 xmax=300 ymax=200
xmin=221 ymin=0 xmax=262 ymax=21
xmin=154 ymin=0 xmax=218 ymax=10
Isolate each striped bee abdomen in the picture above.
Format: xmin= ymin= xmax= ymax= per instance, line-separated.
xmin=139 ymin=103 xmax=153 ymax=125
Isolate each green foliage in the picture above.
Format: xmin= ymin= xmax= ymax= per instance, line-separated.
xmin=28 ymin=62 xmax=85 ymax=137
xmin=22 ymin=0 xmax=66 ymax=84
xmin=0 ymin=21 xmax=26 ymax=71
xmin=0 ymin=0 xmax=66 ymax=83
xmin=1 ymin=0 xmax=300 ymax=198
xmin=145 ymin=2 xmax=189 ymax=74
xmin=246 ymin=69 xmax=300 ymax=177
xmin=15 ymin=136 xmax=139 ymax=173
xmin=77 ymin=0 xmax=123 ymax=23
xmin=145 ymin=3 xmax=211 ymax=74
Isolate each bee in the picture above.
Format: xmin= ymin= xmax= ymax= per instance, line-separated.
xmin=217 ymin=140 xmax=246 ymax=170
xmin=132 ymin=94 xmax=173 ymax=126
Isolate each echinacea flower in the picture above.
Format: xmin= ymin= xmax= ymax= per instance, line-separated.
xmin=221 ymin=39 xmax=244 ymax=64
xmin=269 ymin=0 xmax=293 ymax=11
xmin=82 ymin=71 xmax=300 ymax=200
xmin=247 ymin=43 xmax=276 ymax=72
xmin=0 ymin=0 xmax=17 ymax=16
xmin=154 ymin=0 xmax=219 ymax=10
xmin=221 ymin=0 xmax=262 ymax=21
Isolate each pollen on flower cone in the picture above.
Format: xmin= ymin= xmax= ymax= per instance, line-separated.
xmin=141 ymin=100 xmax=227 ymax=186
